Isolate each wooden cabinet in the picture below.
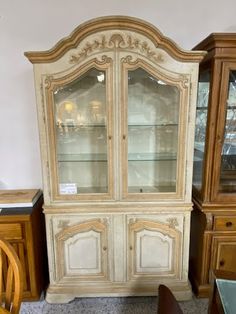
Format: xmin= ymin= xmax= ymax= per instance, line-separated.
xmin=0 ymin=190 xmax=49 ymax=300
xmin=189 ymin=34 xmax=236 ymax=297
xmin=25 ymin=16 xmax=204 ymax=302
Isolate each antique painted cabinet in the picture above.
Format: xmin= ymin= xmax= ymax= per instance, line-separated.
xmin=25 ymin=16 xmax=204 ymax=302
xmin=189 ymin=34 xmax=236 ymax=297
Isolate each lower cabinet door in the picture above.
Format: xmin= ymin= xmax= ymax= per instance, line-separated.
xmin=211 ymin=235 xmax=236 ymax=273
xmin=51 ymin=215 xmax=111 ymax=283
xmin=127 ymin=214 xmax=183 ymax=280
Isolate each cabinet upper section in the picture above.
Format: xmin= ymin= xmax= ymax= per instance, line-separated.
xmin=25 ymin=16 xmax=204 ymax=64
xmin=25 ymin=16 xmax=205 ymax=206
xmin=192 ymin=34 xmax=236 ymax=204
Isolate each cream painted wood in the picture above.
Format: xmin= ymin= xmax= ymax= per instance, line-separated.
xmin=25 ymin=16 xmax=205 ymax=302
xmin=44 ymin=211 xmax=191 ymax=302
xmin=29 ymin=28 xmax=202 ymax=205
xmin=127 ymin=216 xmax=182 ymax=279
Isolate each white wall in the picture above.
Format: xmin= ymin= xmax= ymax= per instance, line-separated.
xmin=1 ymin=0 xmax=236 ymax=189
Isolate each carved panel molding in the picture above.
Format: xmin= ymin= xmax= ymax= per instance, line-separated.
xmin=128 ymin=218 xmax=181 ymax=279
xmin=55 ymin=219 xmax=109 ymax=282
xmin=69 ymin=33 xmax=164 ymax=65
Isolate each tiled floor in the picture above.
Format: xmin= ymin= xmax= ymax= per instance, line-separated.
xmin=20 ymin=296 xmax=209 ymax=313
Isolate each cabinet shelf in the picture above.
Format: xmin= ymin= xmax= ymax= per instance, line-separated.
xmin=128 ymin=153 xmax=177 ymax=161
xmin=58 ymin=154 xmax=107 ymax=162
xmin=57 ymin=124 xmax=106 ymax=131
xmin=128 ymin=185 xmax=176 ymax=193
xmin=128 ymin=124 xmax=178 ymax=127
xmin=57 ymin=153 xmax=177 ymax=162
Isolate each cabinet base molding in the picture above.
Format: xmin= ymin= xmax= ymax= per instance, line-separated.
xmin=45 ymin=281 xmax=192 ymax=303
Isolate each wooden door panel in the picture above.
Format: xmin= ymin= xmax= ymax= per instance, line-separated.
xmin=128 ymin=216 xmax=182 ymax=280
xmin=54 ymin=218 xmax=110 ymax=282
xmin=211 ymin=235 xmax=236 ymax=273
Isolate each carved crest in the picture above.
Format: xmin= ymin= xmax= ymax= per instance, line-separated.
xmin=69 ymin=33 xmax=164 ymax=64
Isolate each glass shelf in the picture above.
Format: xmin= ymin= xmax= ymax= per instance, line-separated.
xmin=128 ymin=185 xmax=176 ymax=193
xmin=128 ymin=124 xmax=178 ymax=127
xmin=57 ymin=153 xmax=177 ymax=162
xmin=56 ymin=124 xmax=106 ymax=129
xmin=128 ymin=153 xmax=177 ymax=161
xmin=57 ymin=154 xmax=108 ymax=162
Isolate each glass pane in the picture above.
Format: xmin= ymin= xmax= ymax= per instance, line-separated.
xmin=219 ymin=70 xmax=236 ymax=193
xmin=53 ymin=68 xmax=108 ymax=194
xmin=127 ymin=68 xmax=179 ymax=193
xmin=193 ymin=70 xmax=210 ymax=191
xmin=216 ymin=279 xmax=236 ymax=314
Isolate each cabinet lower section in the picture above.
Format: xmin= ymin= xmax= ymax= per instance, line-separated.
xmin=45 ymin=209 xmax=192 ymax=302
xmin=189 ymin=203 xmax=236 ymax=297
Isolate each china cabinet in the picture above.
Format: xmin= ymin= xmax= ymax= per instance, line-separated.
xmin=25 ymin=16 xmax=204 ymax=302
xmin=189 ymin=33 xmax=236 ymax=297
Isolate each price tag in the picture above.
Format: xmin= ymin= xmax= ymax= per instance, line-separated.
xmin=59 ymin=183 xmax=77 ymax=195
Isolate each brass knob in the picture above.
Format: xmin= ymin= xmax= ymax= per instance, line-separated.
xmin=226 ymin=221 xmax=233 ymax=227
xmin=130 ymin=245 xmax=133 ymax=250
xmin=108 ymin=135 xmax=112 ymax=140
xmin=123 ymin=135 xmax=126 ymax=140
xmin=219 ymin=259 xmax=225 ymax=267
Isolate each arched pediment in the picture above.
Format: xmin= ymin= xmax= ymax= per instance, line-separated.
xmin=25 ymin=16 xmax=205 ymax=63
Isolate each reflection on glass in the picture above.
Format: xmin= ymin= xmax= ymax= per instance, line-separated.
xmin=193 ymin=70 xmax=210 ymax=191
xmin=53 ymin=68 xmax=108 ymax=194
xmin=216 ymin=279 xmax=236 ymax=314
xmin=219 ymin=70 xmax=236 ymax=193
xmin=127 ymin=68 xmax=179 ymax=193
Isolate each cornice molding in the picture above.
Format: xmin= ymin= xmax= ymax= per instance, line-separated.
xmin=25 ymin=16 xmax=206 ymax=64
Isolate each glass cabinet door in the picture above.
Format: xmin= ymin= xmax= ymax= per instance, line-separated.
xmin=193 ymin=70 xmax=210 ymax=192
xmin=52 ymin=68 xmax=111 ymax=196
xmin=126 ymin=67 xmax=180 ymax=195
xmin=219 ymin=69 xmax=236 ymax=193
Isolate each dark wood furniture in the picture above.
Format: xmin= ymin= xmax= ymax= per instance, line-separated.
xmin=158 ymin=284 xmax=183 ymax=314
xmin=189 ymin=34 xmax=236 ymax=297
xmin=0 ymin=190 xmax=48 ymax=301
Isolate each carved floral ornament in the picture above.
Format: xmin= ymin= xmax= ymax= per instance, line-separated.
xmin=128 ymin=217 xmax=179 ymax=229
xmin=69 ymin=33 xmax=164 ymax=64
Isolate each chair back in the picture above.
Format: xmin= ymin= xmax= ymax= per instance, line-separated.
xmin=0 ymin=238 xmax=23 ymax=314
xmin=158 ymin=284 xmax=183 ymax=314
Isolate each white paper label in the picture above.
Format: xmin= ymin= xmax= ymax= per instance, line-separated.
xmin=59 ymin=183 xmax=77 ymax=194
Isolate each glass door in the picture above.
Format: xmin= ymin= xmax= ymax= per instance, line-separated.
xmin=122 ymin=66 xmax=182 ymax=199
xmin=219 ymin=69 xmax=236 ymax=194
xmin=47 ymin=66 xmax=114 ymax=199
xmin=193 ymin=70 xmax=211 ymax=193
